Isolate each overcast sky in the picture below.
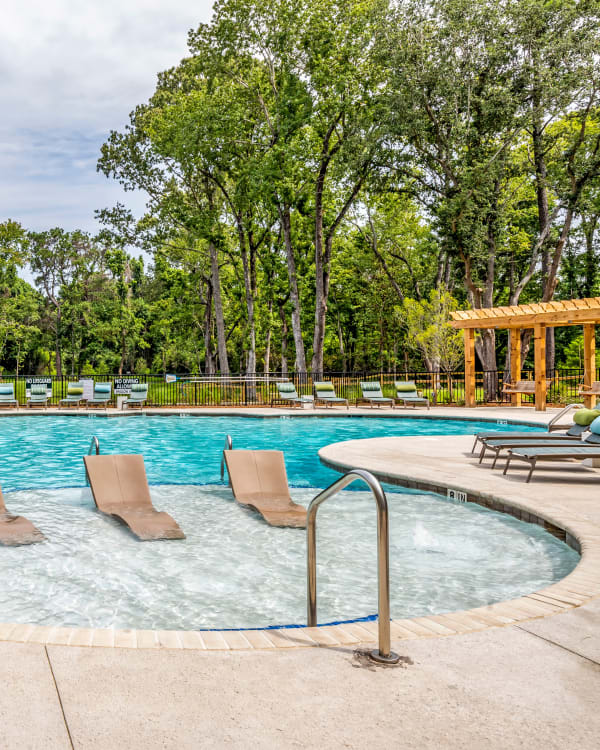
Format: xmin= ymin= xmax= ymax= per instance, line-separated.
xmin=0 ymin=0 xmax=214 ymax=234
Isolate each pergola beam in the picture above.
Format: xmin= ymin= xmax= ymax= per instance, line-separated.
xmin=583 ymin=323 xmax=596 ymax=408
xmin=509 ymin=329 xmax=521 ymax=408
xmin=534 ymin=323 xmax=547 ymax=412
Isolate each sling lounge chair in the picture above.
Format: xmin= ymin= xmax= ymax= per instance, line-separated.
xmin=271 ymin=382 xmax=303 ymax=408
xmin=83 ymin=454 xmax=185 ymax=540
xmin=0 ymin=485 xmax=44 ymax=545
xmin=395 ymin=381 xmax=429 ymax=409
xmin=86 ymin=382 xmax=112 ymax=409
xmin=471 ymin=403 xmax=586 ymax=453
xmin=59 ymin=382 xmax=85 ymax=408
xmin=223 ymin=449 xmax=306 ymax=527
xmin=26 ymin=384 xmax=50 ymax=409
xmin=356 ymin=381 xmax=394 ymax=408
xmin=123 ymin=383 xmax=148 ymax=409
xmin=0 ymin=383 xmax=18 ymax=409
xmin=313 ymin=381 xmax=349 ymax=409
xmin=503 ymin=419 xmax=600 ymax=482
xmin=478 ymin=427 xmax=592 ymax=468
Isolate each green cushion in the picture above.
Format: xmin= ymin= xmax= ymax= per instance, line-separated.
xmin=0 ymin=385 xmax=14 ymax=395
xmin=315 ymin=382 xmax=335 ymax=392
xmin=278 ymin=383 xmax=297 ymax=393
xmin=94 ymin=384 xmax=111 ymax=394
xmin=396 ymin=382 xmax=417 ymax=393
xmin=361 ymin=382 xmax=381 ymax=392
xmin=31 ymin=385 xmax=48 ymax=395
xmin=67 ymin=386 xmax=83 ymax=395
xmin=573 ymin=408 xmax=600 ymax=426
xmin=130 ymin=383 xmax=147 ymax=392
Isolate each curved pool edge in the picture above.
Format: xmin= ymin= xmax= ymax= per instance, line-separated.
xmin=0 ymin=407 xmax=591 ymax=652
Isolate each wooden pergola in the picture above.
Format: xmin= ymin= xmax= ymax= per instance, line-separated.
xmin=450 ymin=298 xmax=600 ymax=411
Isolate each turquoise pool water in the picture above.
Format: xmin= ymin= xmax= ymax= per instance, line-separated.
xmin=0 ymin=414 xmax=576 ymax=630
xmin=0 ymin=414 xmax=541 ymax=491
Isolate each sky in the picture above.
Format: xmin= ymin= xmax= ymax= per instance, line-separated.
xmin=0 ymin=0 xmax=215 ymax=235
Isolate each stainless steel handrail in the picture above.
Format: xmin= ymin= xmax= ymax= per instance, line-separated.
xmin=307 ymin=469 xmax=400 ymax=664
xmin=88 ymin=436 xmax=99 ymax=455
xmin=220 ymin=434 xmax=233 ymax=480
xmin=548 ymin=402 xmax=583 ymax=431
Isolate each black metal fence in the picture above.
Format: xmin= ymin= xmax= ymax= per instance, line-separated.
xmin=0 ymin=369 xmax=593 ymax=407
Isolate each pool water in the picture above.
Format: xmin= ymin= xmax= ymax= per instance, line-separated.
xmin=0 ymin=415 xmax=576 ymax=630
xmin=0 ymin=414 xmax=541 ymax=490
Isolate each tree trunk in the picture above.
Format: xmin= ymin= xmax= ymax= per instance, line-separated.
xmin=278 ymin=302 xmax=288 ymax=376
xmin=264 ymin=300 xmax=272 ymax=374
xmin=279 ymin=204 xmax=307 ymax=372
xmin=55 ymin=308 xmax=62 ymax=378
xmin=237 ymin=225 xmax=256 ymax=378
xmin=337 ymin=314 xmax=347 ymax=373
xmin=203 ymin=282 xmax=215 ymax=375
xmin=209 ymin=241 xmax=230 ymax=375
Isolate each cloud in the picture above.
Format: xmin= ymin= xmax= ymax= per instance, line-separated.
xmin=0 ymin=0 xmax=214 ymax=234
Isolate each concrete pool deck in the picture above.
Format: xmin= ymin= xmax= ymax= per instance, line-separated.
xmin=1 ymin=405 xmax=599 ymax=747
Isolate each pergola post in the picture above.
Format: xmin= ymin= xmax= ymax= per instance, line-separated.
xmin=464 ymin=329 xmax=476 ymax=407
xmin=509 ymin=328 xmax=522 ymax=407
xmin=583 ymin=323 xmax=596 ymax=408
xmin=534 ymin=323 xmax=547 ymax=412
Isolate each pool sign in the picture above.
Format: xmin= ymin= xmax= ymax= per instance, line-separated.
xmin=25 ymin=377 xmax=52 ymax=396
xmin=114 ymin=377 xmax=140 ymax=395
xmin=447 ymin=488 xmax=467 ymax=503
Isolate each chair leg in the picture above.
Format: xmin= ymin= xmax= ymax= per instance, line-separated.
xmin=503 ymin=455 xmax=512 ymax=475
xmin=526 ymin=458 xmax=536 ymax=483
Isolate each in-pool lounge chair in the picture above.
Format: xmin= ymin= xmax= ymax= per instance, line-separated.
xmin=356 ymin=381 xmax=394 ymax=409
xmin=123 ymin=383 xmax=148 ymax=409
xmin=271 ymin=382 xmax=303 ymax=408
xmin=86 ymin=382 xmax=112 ymax=409
xmin=59 ymin=382 xmax=85 ymax=408
xmin=223 ymin=449 xmax=306 ymax=527
xmin=471 ymin=403 xmax=585 ymax=453
xmin=313 ymin=381 xmax=349 ymax=409
xmin=0 ymin=485 xmax=44 ymax=545
xmin=26 ymin=384 xmax=50 ymax=409
xmin=394 ymin=381 xmax=430 ymax=409
xmin=0 ymin=383 xmax=18 ymax=409
xmin=503 ymin=418 xmax=600 ymax=482
xmin=83 ymin=454 xmax=185 ymax=540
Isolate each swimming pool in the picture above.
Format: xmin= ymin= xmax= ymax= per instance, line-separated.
xmin=0 ymin=415 xmax=577 ymax=630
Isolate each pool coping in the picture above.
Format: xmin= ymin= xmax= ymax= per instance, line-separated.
xmin=1 ymin=406 xmax=594 ymax=651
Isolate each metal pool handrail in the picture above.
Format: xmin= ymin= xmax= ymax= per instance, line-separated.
xmin=547 ymin=402 xmax=583 ymax=431
xmin=307 ymin=468 xmax=400 ymax=664
xmin=220 ymin=434 xmax=233 ymax=480
xmin=88 ymin=436 xmax=100 ymax=455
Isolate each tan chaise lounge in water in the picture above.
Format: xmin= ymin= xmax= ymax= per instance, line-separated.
xmin=223 ymin=449 xmax=307 ymax=528
xmin=0 ymin=486 xmax=44 ymax=545
xmin=83 ymin=454 xmax=185 ymax=540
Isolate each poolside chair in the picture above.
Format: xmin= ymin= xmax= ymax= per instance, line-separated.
xmin=0 ymin=485 xmax=44 ymax=545
xmin=313 ymin=381 xmax=349 ymax=410
xmin=123 ymin=383 xmax=148 ymax=409
xmin=477 ymin=419 xmax=598 ymax=468
xmin=86 ymin=382 xmax=112 ymax=409
xmin=26 ymin=384 xmax=50 ymax=409
xmin=0 ymin=383 xmax=18 ymax=409
xmin=271 ymin=382 xmax=303 ymax=408
xmin=59 ymin=382 xmax=85 ymax=408
xmin=470 ymin=403 xmax=586 ymax=453
xmin=503 ymin=416 xmax=600 ymax=482
xmin=356 ymin=381 xmax=394 ymax=409
xmin=394 ymin=381 xmax=429 ymax=409
xmin=223 ymin=449 xmax=306 ymax=527
xmin=83 ymin=454 xmax=185 ymax=540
